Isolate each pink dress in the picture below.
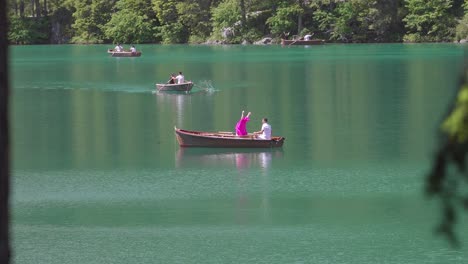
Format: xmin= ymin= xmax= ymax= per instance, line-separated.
xmin=235 ymin=116 xmax=250 ymax=136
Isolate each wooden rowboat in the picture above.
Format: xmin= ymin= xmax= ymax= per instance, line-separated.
xmin=107 ymin=49 xmax=141 ymax=57
xmin=156 ymin=82 xmax=194 ymax=92
xmin=175 ymin=127 xmax=285 ymax=148
xmin=281 ymin=39 xmax=325 ymax=46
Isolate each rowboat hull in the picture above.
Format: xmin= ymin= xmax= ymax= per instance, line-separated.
xmin=107 ymin=49 xmax=141 ymax=57
xmin=281 ymin=39 xmax=325 ymax=45
xmin=175 ymin=127 xmax=285 ymax=148
xmin=157 ymin=82 xmax=194 ymax=92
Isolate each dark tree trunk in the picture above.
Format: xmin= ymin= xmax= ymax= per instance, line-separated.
xmin=240 ymin=0 xmax=246 ymax=31
xmin=297 ymin=0 xmax=304 ymax=35
xmin=35 ymin=0 xmax=41 ymax=17
xmin=19 ymin=0 xmax=24 ymax=17
xmin=0 ymin=0 xmax=11 ymax=262
xmin=12 ymin=0 xmax=18 ymax=16
xmin=30 ymin=0 xmax=34 ymax=17
xmin=43 ymin=0 xmax=47 ymax=16
xmin=297 ymin=15 xmax=303 ymax=35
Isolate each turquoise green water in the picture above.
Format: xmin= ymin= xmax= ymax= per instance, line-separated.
xmin=11 ymin=44 xmax=468 ymax=263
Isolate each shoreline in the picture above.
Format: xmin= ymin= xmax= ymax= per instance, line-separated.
xmin=8 ymin=40 xmax=468 ymax=46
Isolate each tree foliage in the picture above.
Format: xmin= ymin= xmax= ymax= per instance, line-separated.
xmin=5 ymin=0 xmax=468 ymax=44
xmin=311 ymin=0 xmax=403 ymax=43
xmin=455 ymin=1 xmax=468 ymax=41
xmin=71 ymin=0 xmax=113 ymax=44
xmin=153 ymin=0 xmax=211 ymax=43
xmin=104 ymin=0 xmax=157 ymax=44
xmin=8 ymin=16 xmax=49 ymax=44
xmin=403 ymin=0 xmax=456 ymax=42
xmin=210 ymin=0 xmax=241 ymax=40
xmin=266 ymin=3 xmax=303 ymax=36
xmin=427 ymin=64 xmax=468 ymax=247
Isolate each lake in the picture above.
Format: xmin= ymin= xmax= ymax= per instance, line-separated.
xmin=10 ymin=44 xmax=468 ymax=263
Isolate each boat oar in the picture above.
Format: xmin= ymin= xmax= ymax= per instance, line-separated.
xmin=289 ymin=40 xmax=298 ymax=46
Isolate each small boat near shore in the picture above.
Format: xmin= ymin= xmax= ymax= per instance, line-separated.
xmin=107 ymin=49 xmax=141 ymax=57
xmin=156 ymin=82 xmax=194 ymax=92
xmin=281 ymin=39 xmax=325 ymax=46
xmin=175 ymin=127 xmax=285 ymax=148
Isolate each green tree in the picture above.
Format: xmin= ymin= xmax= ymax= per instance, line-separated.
xmin=177 ymin=1 xmax=211 ymax=43
xmin=210 ymin=0 xmax=241 ymax=41
xmin=266 ymin=2 xmax=303 ymax=36
xmin=403 ymin=0 xmax=456 ymax=42
xmin=8 ymin=16 xmax=49 ymax=44
xmin=152 ymin=0 xmax=185 ymax=43
xmin=311 ymin=0 xmax=403 ymax=43
xmin=311 ymin=0 xmax=338 ymax=39
xmin=4 ymin=0 xmax=466 ymax=44
xmin=210 ymin=0 xmax=272 ymax=42
xmin=427 ymin=64 xmax=468 ymax=246
xmin=104 ymin=0 xmax=157 ymax=44
xmin=455 ymin=1 xmax=468 ymax=41
xmin=71 ymin=0 xmax=113 ymax=44
xmin=153 ymin=0 xmax=212 ymax=43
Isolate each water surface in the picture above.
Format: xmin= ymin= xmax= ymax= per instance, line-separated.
xmin=11 ymin=44 xmax=468 ymax=263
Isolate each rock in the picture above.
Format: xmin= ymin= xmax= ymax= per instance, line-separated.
xmin=221 ymin=27 xmax=235 ymax=39
xmin=241 ymin=40 xmax=251 ymax=45
xmin=254 ymin=37 xmax=272 ymax=45
xmin=203 ymin=39 xmax=225 ymax=45
xmin=460 ymin=39 xmax=467 ymax=44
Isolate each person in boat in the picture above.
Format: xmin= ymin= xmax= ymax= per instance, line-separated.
xmin=304 ymin=34 xmax=313 ymax=40
xmin=254 ymin=118 xmax=271 ymax=140
xmin=235 ymin=110 xmax=251 ymax=136
xmin=130 ymin=45 xmax=137 ymax=54
xmin=167 ymin=73 xmax=176 ymax=84
xmin=175 ymin=72 xmax=185 ymax=84
xmin=280 ymin=32 xmax=290 ymax=40
xmin=114 ymin=44 xmax=123 ymax=52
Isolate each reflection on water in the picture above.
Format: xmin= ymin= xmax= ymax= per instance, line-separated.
xmin=177 ymin=148 xmax=281 ymax=225
xmin=175 ymin=148 xmax=283 ymax=170
xmin=155 ymin=92 xmax=192 ymax=128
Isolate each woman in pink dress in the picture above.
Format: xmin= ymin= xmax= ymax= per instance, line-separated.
xmin=235 ymin=111 xmax=251 ymax=136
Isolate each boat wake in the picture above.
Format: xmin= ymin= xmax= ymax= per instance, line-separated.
xmin=195 ymin=80 xmax=218 ymax=93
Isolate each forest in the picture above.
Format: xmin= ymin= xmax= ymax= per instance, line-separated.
xmin=5 ymin=0 xmax=468 ymax=45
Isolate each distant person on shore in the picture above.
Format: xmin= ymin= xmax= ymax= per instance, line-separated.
xmin=176 ymin=72 xmax=185 ymax=84
xmin=254 ymin=118 xmax=271 ymax=140
xmin=235 ymin=111 xmax=251 ymax=136
xmin=130 ymin=45 xmax=137 ymax=54
xmin=167 ymin=73 xmax=176 ymax=84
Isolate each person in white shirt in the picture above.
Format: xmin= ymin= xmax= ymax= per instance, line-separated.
xmin=175 ymin=72 xmax=185 ymax=84
xmin=130 ymin=45 xmax=136 ymax=53
xmin=254 ymin=118 xmax=271 ymax=140
xmin=304 ymin=34 xmax=313 ymax=40
xmin=114 ymin=44 xmax=122 ymax=52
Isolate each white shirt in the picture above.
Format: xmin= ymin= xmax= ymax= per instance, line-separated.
xmin=130 ymin=47 xmax=136 ymax=52
xmin=304 ymin=34 xmax=312 ymax=40
xmin=259 ymin=123 xmax=271 ymax=140
xmin=176 ymin=74 xmax=185 ymax=84
xmin=114 ymin=46 xmax=121 ymax=52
